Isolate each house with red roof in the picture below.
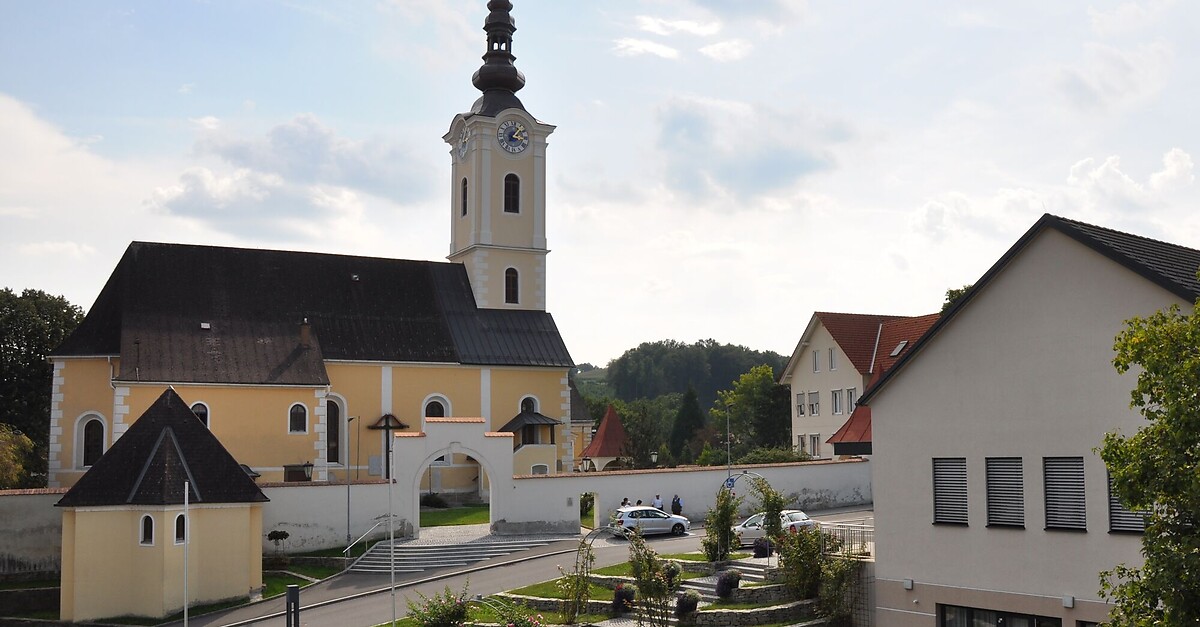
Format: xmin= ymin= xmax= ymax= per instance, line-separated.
xmin=779 ymin=311 xmax=937 ymax=458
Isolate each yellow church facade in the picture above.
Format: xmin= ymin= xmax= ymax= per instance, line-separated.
xmin=48 ymin=0 xmax=575 ymax=492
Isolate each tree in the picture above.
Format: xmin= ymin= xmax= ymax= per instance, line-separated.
xmin=668 ymin=385 xmax=706 ymax=459
xmin=0 ymin=424 xmax=34 ymax=489
xmin=1099 ymin=301 xmax=1200 ymax=624
xmin=941 ymin=284 xmax=973 ymax=313
xmin=0 ymin=288 xmax=84 ymax=487
xmin=712 ymin=364 xmax=791 ymax=451
xmin=604 ymin=339 xmax=786 ymax=408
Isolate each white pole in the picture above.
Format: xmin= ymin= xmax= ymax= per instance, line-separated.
xmin=183 ymin=481 xmax=189 ymax=627
xmin=388 ymin=433 xmax=396 ymax=626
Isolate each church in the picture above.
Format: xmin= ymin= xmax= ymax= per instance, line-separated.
xmin=47 ymin=0 xmax=577 ymax=494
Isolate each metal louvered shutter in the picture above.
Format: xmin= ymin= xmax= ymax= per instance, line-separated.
xmin=986 ymin=457 xmax=1024 ymax=527
xmin=1108 ymin=473 xmax=1147 ymax=533
xmin=933 ymin=457 xmax=968 ymax=524
xmin=1044 ymin=457 xmax=1086 ymax=530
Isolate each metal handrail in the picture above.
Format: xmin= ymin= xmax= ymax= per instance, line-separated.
xmin=343 ymin=515 xmax=403 ymax=558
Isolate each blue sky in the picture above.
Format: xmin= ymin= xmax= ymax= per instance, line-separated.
xmin=2 ymin=1 xmax=1198 ymax=366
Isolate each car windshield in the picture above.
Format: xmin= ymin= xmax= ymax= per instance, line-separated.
xmin=785 ymin=512 xmax=809 ymax=522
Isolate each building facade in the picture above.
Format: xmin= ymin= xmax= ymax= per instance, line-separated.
xmin=47 ymin=0 xmax=574 ymax=493
xmin=864 ymin=215 xmax=1197 ymax=626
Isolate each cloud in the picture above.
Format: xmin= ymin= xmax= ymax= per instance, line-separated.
xmin=654 ymin=96 xmax=849 ymax=202
xmin=178 ymin=83 xmax=195 ymax=95
xmin=194 ymin=113 xmax=433 ymax=203
xmin=699 ymin=39 xmax=752 ymax=62
xmin=1056 ymin=42 xmax=1171 ymax=111
xmin=189 ymin=116 xmax=220 ymax=130
xmin=613 ymin=38 xmax=680 ymax=59
xmin=635 ymin=16 xmax=721 ymax=37
xmin=1068 ymin=149 xmax=1194 ymax=211
xmin=1088 ymin=1 xmax=1176 ymax=36
xmin=17 ymin=241 xmax=96 ymax=258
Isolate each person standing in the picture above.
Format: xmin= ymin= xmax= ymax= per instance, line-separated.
xmin=651 ymin=494 xmax=664 ymax=509
xmin=671 ymin=494 xmax=683 ymax=515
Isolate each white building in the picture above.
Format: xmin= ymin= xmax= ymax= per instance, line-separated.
xmin=863 ymin=214 xmax=1199 ymax=626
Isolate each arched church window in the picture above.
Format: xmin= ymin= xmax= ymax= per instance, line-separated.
xmin=461 ymin=178 xmax=468 ymax=217
xmin=174 ymin=514 xmax=186 ymax=544
xmin=504 ymin=174 xmax=520 ymax=213
xmin=190 ymin=402 xmax=209 ymax=427
xmin=82 ymin=418 xmax=103 ymax=467
xmin=424 ymin=399 xmax=446 ymax=418
xmin=288 ymin=404 xmax=307 ymax=433
xmin=140 ymin=515 xmax=154 ymax=546
xmin=326 ymin=398 xmax=342 ymax=465
xmin=505 ymin=268 xmax=519 ymax=304
xmin=521 ymin=396 xmax=537 ymax=414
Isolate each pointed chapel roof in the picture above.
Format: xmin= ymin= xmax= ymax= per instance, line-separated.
xmin=57 ymin=388 xmax=268 ymax=508
xmin=580 ymin=404 xmax=627 ymax=458
xmin=860 ymin=213 xmax=1200 ymax=406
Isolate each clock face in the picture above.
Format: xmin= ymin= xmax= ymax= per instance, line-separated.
xmin=496 ymin=119 xmax=529 ymax=154
xmin=456 ymin=128 xmax=469 ymax=158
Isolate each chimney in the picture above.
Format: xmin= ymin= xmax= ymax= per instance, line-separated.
xmin=299 ymin=317 xmax=312 ymax=348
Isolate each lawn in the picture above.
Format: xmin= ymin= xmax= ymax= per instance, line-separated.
xmin=263 ymin=573 xmax=310 ymax=598
xmin=662 ymin=551 xmax=751 ymax=561
xmin=419 ymin=505 xmax=490 ymax=527
xmin=377 ymin=602 xmax=606 ymax=626
xmin=592 ymin=562 xmax=704 ymax=580
xmin=507 ymin=578 xmax=611 ymax=600
xmin=280 ymin=562 xmax=341 ymax=580
xmin=0 ymin=579 xmax=58 ymax=590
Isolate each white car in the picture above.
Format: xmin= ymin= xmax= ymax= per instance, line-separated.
xmin=732 ymin=510 xmax=817 ymax=545
xmin=611 ymin=505 xmax=691 ymax=537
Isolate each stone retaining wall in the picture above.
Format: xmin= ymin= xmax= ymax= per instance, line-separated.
xmin=691 ymin=598 xmax=819 ymax=626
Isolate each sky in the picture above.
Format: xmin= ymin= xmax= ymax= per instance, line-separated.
xmin=2 ymin=1 xmax=1199 ymax=367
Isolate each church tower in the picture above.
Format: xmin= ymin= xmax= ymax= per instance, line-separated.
xmin=444 ymin=0 xmax=554 ymax=311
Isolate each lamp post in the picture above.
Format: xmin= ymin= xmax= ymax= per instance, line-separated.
xmin=301 ymin=461 xmax=314 ymax=482
xmin=725 ymin=399 xmax=733 ymax=478
xmin=345 ymin=416 xmax=357 ymax=550
xmin=650 ymin=450 xmax=658 ymax=467
xmin=581 ymin=456 xmax=591 ymax=472
xmin=367 ymin=413 xmax=408 ymax=627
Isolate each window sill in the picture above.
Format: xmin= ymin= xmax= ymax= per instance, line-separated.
xmin=1043 ymin=526 xmax=1088 ymax=533
xmin=985 ymin=523 xmax=1025 ymax=529
xmin=931 ymin=521 xmax=969 ymax=526
xmin=1107 ymin=529 xmax=1145 ymax=535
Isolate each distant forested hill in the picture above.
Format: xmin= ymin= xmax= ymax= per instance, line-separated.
xmin=601 ymin=339 xmax=786 ymax=409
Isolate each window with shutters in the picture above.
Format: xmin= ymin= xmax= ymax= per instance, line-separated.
xmin=985 ymin=457 xmax=1024 ymax=527
xmin=796 ymin=393 xmax=805 ymax=417
xmin=1043 ymin=456 xmax=1086 ymax=531
xmin=1107 ymin=472 xmax=1146 ymax=533
xmin=932 ymin=457 xmax=968 ymax=525
xmin=808 ymin=391 xmax=819 ymax=416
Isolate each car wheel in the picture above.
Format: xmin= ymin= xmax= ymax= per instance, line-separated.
xmin=671 ymin=523 xmax=685 ymax=536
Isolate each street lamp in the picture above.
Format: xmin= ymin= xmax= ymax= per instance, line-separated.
xmin=650 ymin=450 xmax=658 ymax=466
xmin=580 ymin=456 xmax=591 ymax=472
xmin=724 ymin=399 xmax=733 ymax=478
xmin=345 ymin=416 xmax=357 ymax=549
xmin=301 ymin=461 xmax=314 ymax=481
xmin=367 ymin=413 xmax=409 ymax=627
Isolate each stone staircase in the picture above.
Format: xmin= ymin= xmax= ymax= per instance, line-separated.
xmin=678 ymin=559 xmax=771 ymax=603
xmin=349 ymin=539 xmax=553 ymax=574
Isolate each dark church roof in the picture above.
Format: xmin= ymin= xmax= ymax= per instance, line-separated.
xmin=498 ymin=409 xmax=562 ymax=433
xmin=52 ymin=242 xmax=573 ymax=384
xmin=57 ymin=388 xmax=268 ymax=507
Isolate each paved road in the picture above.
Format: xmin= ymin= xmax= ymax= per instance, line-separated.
xmin=182 ymin=506 xmax=871 ymax=627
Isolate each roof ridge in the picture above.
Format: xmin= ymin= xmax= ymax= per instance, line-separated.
xmin=1049 ymin=214 xmax=1199 ymax=252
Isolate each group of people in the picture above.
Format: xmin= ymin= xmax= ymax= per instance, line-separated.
xmin=620 ymin=493 xmax=685 ymax=515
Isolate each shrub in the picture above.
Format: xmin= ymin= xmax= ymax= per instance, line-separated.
xmin=674 ymin=589 xmax=701 ymax=617
xmin=702 ymin=487 xmax=742 ymax=562
xmin=777 ymin=527 xmax=823 ymax=599
xmin=753 ymin=537 xmax=774 ymax=558
xmin=701 ymin=536 xmax=722 ymax=562
xmin=736 ymin=446 xmax=811 ymax=464
xmin=716 ymin=569 xmax=742 ymax=598
xmin=491 ymin=600 xmax=545 ymax=627
xmin=406 ymin=583 xmax=469 ymax=627
xmin=612 ymin=583 xmax=637 ymax=614
xmin=420 ymin=492 xmax=449 ymax=508
xmin=819 ymin=556 xmax=861 ymax=627
xmin=663 ymin=561 xmax=682 ymax=590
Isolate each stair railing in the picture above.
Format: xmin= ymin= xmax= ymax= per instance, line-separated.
xmin=343 ymin=515 xmax=404 ymax=570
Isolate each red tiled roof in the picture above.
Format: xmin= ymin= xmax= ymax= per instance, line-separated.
xmin=828 ymin=405 xmax=870 ymax=445
xmin=815 ymin=312 xmax=909 ymax=374
xmin=829 ymin=312 xmax=938 ymax=446
xmin=580 ymin=405 xmax=626 ymax=458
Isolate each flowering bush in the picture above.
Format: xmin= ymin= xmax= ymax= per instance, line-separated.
xmin=674 ymin=589 xmax=701 ymax=617
xmin=612 ymin=582 xmax=637 ymax=613
xmin=716 ymin=569 xmax=742 ymax=598
xmin=663 ymin=560 xmax=682 ymax=590
xmin=405 ymin=583 xmax=469 ymax=627
xmin=495 ymin=604 xmax=544 ymax=627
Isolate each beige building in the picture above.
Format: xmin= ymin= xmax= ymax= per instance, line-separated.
xmin=780 ymin=311 xmax=936 ymax=458
xmin=58 ymin=388 xmax=267 ymax=623
xmin=46 ymin=1 xmax=574 ymax=496
xmin=863 ymin=214 xmax=1196 ymax=626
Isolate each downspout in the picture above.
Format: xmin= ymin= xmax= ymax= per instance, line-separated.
xmin=868 ymin=323 xmax=883 ymax=375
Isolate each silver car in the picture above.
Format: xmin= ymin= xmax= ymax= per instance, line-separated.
xmin=611 ymin=505 xmax=691 ymax=536
xmin=732 ymin=510 xmax=817 ymax=545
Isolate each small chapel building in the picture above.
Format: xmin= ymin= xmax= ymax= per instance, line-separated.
xmin=46 ymin=0 xmax=577 ymax=496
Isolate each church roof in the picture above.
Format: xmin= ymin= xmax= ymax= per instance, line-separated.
xmin=57 ymin=388 xmax=268 ymax=507
xmin=580 ymin=404 xmax=627 ymax=458
xmin=498 ymin=409 xmax=562 ymax=433
xmin=52 ymin=242 xmax=573 ymax=384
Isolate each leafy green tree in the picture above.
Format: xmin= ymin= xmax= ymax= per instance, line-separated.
xmin=668 ymin=385 xmax=706 ymax=458
xmin=737 ymin=446 xmax=810 ymax=465
xmin=701 ymin=487 xmax=743 ymax=561
xmin=0 ymin=288 xmax=84 ymax=487
xmin=712 ymin=364 xmax=791 ymax=450
xmin=1099 ymin=301 xmax=1200 ymax=625
xmin=0 ymin=424 xmax=34 ymax=489
xmin=749 ymin=477 xmax=789 ymax=540
xmin=605 ymin=339 xmax=785 ymax=408
xmin=941 ymin=284 xmax=973 ymax=313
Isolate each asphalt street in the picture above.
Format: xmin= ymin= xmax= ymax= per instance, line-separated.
xmin=179 ymin=506 xmax=872 ymax=627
